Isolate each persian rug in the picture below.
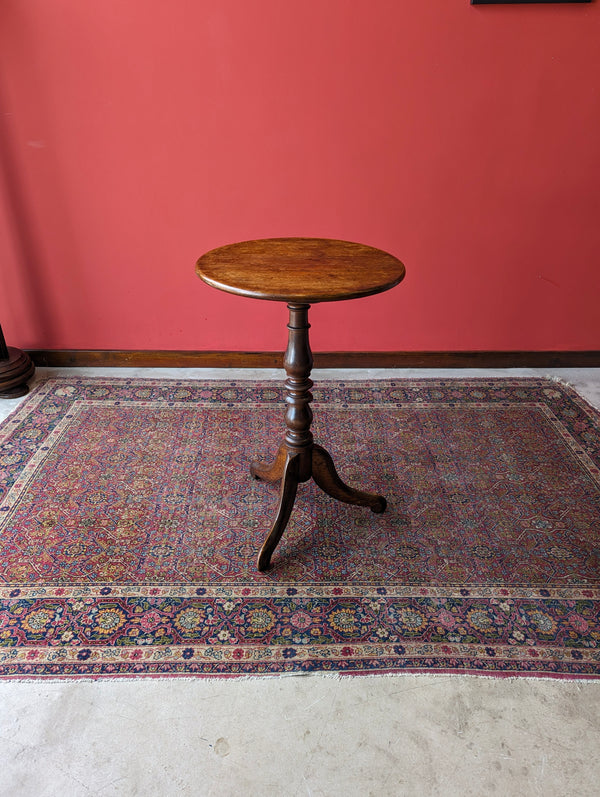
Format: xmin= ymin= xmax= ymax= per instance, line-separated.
xmin=0 ymin=377 xmax=599 ymax=680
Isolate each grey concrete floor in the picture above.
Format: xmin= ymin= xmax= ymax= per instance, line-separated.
xmin=1 ymin=367 xmax=599 ymax=797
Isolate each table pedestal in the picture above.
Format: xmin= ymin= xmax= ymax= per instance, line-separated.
xmin=251 ymin=303 xmax=386 ymax=571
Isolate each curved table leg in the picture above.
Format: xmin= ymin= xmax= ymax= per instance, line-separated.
xmin=312 ymin=444 xmax=387 ymax=514
xmin=250 ymin=444 xmax=288 ymax=483
xmin=257 ymin=452 xmax=301 ymax=571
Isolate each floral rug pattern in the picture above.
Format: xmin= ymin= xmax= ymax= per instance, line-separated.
xmin=0 ymin=377 xmax=599 ymax=678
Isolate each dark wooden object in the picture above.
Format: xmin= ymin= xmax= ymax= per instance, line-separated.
xmin=0 ymin=324 xmax=34 ymax=398
xmin=27 ymin=349 xmax=600 ymax=369
xmin=196 ymin=238 xmax=405 ymax=570
xmin=473 ymin=1 xmax=589 ymax=4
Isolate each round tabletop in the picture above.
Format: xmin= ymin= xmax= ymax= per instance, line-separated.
xmin=196 ymin=238 xmax=405 ymax=303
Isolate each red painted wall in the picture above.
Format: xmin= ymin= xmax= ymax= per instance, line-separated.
xmin=1 ymin=1 xmax=599 ymax=352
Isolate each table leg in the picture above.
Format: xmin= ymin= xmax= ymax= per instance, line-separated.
xmin=312 ymin=444 xmax=387 ymax=513
xmin=257 ymin=452 xmax=300 ymax=572
xmin=250 ymin=444 xmax=287 ymax=484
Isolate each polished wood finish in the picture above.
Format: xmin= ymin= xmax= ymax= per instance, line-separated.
xmin=197 ymin=238 xmax=404 ymax=570
xmin=196 ymin=238 xmax=405 ymax=303
xmin=250 ymin=303 xmax=387 ymax=571
xmin=0 ymin=325 xmax=35 ymax=399
xmin=311 ymin=444 xmax=386 ymax=513
xmin=28 ymin=349 xmax=600 ymax=369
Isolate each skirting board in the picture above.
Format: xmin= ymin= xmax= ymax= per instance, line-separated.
xmin=28 ymin=350 xmax=600 ymax=369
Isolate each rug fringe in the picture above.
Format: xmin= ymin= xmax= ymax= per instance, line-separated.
xmin=1 ymin=670 xmax=598 ymax=685
xmin=544 ymin=373 xmax=600 ymax=411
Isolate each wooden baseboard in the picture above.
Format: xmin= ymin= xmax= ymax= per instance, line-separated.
xmin=27 ymin=350 xmax=600 ymax=369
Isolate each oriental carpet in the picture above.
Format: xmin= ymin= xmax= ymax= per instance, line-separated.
xmin=0 ymin=377 xmax=599 ymax=679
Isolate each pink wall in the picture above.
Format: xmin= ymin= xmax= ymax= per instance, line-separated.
xmin=1 ymin=0 xmax=599 ymax=353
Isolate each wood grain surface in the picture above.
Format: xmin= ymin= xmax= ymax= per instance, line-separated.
xmin=196 ymin=238 xmax=405 ymax=303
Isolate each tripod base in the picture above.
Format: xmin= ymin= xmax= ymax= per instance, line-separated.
xmin=252 ymin=442 xmax=386 ymax=571
xmin=0 ymin=347 xmax=35 ymax=399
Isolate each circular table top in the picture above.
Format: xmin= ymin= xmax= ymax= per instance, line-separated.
xmin=196 ymin=238 xmax=405 ymax=303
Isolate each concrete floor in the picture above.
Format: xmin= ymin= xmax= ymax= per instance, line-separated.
xmin=1 ymin=367 xmax=599 ymax=797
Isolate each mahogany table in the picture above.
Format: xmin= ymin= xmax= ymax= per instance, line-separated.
xmin=196 ymin=238 xmax=405 ymax=570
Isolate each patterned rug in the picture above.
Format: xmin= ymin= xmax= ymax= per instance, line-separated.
xmin=1 ymin=377 xmax=599 ymax=679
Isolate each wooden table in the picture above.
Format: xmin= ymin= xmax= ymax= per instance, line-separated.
xmin=196 ymin=238 xmax=405 ymax=570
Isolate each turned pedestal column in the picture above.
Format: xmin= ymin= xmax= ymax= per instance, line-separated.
xmin=249 ymin=303 xmax=386 ymax=570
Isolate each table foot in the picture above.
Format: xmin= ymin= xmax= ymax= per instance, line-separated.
xmin=312 ymin=444 xmax=387 ymax=514
xmin=257 ymin=453 xmax=300 ymax=571
xmin=250 ymin=445 xmax=287 ymax=484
